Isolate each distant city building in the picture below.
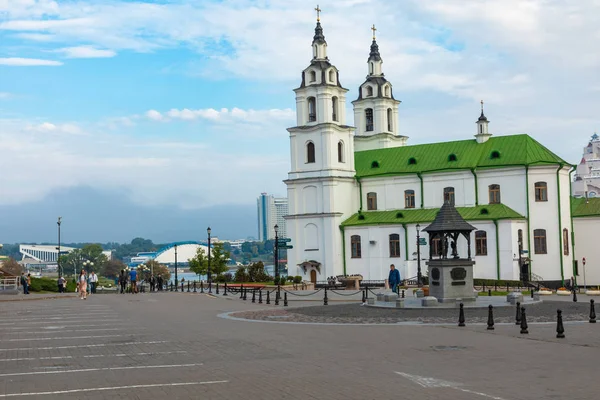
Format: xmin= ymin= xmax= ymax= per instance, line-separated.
xmin=257 ymin=193 xmax=288 ymax=240
xmin=573 ymin=133 xmax=600 ymax=198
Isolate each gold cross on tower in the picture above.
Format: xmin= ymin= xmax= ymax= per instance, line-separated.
xmin=480 ymin=99 xmax=484 ymax=111
xmin=371 ymin=24 xmax=377 ymax=40
xmin=315 ymin=5 xmax=321 ymax=21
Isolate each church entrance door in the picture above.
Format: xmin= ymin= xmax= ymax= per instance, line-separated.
xmin=310 ymin=270 xmax=317 ymax=283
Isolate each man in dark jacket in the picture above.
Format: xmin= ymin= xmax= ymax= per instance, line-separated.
xmin=388 ymin=264 xmax=401 ymax=293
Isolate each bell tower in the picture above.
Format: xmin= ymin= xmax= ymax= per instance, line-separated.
xmin=285 ymin=7 xmax=358 ymax=283
xmin=353 ymin=25 xmax=407 ymax=152
xmin=475 ymin=100 xmax=492 ymax=143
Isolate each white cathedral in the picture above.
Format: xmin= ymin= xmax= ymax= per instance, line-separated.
xmin=284 ymin=15 xmax=600 ymax=287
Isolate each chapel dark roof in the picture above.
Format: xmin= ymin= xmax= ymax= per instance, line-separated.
xmin=422 ymin=202 xmax=477 ymax=233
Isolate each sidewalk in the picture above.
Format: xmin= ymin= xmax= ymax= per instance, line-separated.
xmin=0 ymin=293 xmax=77 ymax=302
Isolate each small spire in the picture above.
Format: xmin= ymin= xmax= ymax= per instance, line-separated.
xmin=371 ymin=24 xmax=377 ymax=40
xmin=368 ymin=25 xmax=381 ymax=63
xmin=311 ymin=5 xmax=326 ymax=45
xmin=315 ymin=5 xmax=321 ymax=22
xmin=478 ymin=100 xmax=488 ymax=122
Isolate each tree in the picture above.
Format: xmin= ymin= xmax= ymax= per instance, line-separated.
xmin=145 ymin=260 xmax=170 ymax=281
xmin=0 ymin=257 xmax=22 ymax=276
xmin=81 ymin=244 xmax=108 ymax=272
xmin=102 ymin=259 xmax=126 ymax=279
xmin=188 ymin=243 xmax=230 ymax=278
xmin=59 ymin=249 xmax=84 ymax=277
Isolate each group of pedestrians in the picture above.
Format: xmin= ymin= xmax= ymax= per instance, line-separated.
xmin=118 ymin=269 xmax=140 ymax=294
xmin=149 ymin=275 xmax=165 ymax=292
xmin=20 ymin=272 xmax=31 ymax=294
xmin=76 ymin=270 xmax=99 ymax=299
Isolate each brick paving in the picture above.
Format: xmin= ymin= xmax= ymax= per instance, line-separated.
xmin=0 ymin=291 xmax=599 ymax=399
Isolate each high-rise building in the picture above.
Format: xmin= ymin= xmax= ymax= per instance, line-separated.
xmin=572 ymin=133 xmax=600 ymax=198
xmin=257 ymin=193 xmax=288 ymax=241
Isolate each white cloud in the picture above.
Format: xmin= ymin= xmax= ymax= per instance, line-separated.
xmin=145 ymin=109 xmax=164 ymax=121
xmin=54 ymin=45 xmax=116 ymax=59
xmin=0 ymin=92 xmax=11 ymax=99
xmin=26 ymin=122 xmax=85 ymax=135
xmin=153 ymin=107 xmax=295 ymax=123
xmin=0 ymin=57 xmax=62 ymax=66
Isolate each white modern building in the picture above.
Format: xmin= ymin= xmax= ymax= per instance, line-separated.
xmin=257 ymin=192 xmax=288 ymax=241
xmin=572 ymin=133 xmax=600 ymax=198
xmin=19 ymin=244 xmax=77 ymax=263
xmin=284 ymin=15 xmax=599 ymax=287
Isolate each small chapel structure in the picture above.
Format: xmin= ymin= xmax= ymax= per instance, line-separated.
xmin=284 ymin=9 xmax=600 ymax=287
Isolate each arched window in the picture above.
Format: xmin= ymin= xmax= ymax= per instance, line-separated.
xmin=475 ymin=231 xmax=488 ymax=256
xmin=535 ymin=182 xmax=548 ymax=202
xmin=307 ymin=97 xmax=316 ymax=122
xmin=431 ymin=237 xmax=441 ymax=257
xmin=367 ymin=192 xmax=377 ymax=210
xmin=404 ymin=190 xmax=415 ymax=209
xmin=563 ymin=228 xmax=569 ymax=256
xmin=351 ymin=235 xmax=362 ymax=258
xmin=328 ymin=69 xmax=335 ymax=83
xmin=479 ymin=124 xmax=483 ymax=134
xmin=384 ymin=86 xmax=390 ymax=97
xmin=309 ymin=70 xmax=316 ymax=82
xmin=534 ymin=229 xmax=547 ymax=254
xmin=387 ymin=108 xmax=392 ymax=132
xmin=489 ymin=184 xmax=501 ymax=204
xmin=306 ymin=141 xmax=315 ymax=164
xmin=367 ymin=86 xmax=373 ymax=97
xmin=369 ymin=62 xmax=373 ymax=74
xmin=389 ymin=234 xmax=400 ymax=258
xmin=337 ymin=141 xmax=344 ymax=163
xmin=332 ymin=96 xmax=338 ymax=122
xmin=365 ymin=108 xmax=374 ymax=131
xmin=443 ymin=187 xmax=455 ymax=205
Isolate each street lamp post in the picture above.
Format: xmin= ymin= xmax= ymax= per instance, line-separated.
xmin=57 ymin=217 xmax=62 ymax=277
xmin=274 ymin=224 xmax=279 ymax=281
xmin=518 ymin=236 xmax=524 ymax=282
xmin=207 ymin=227 xmax=212 ymax=283
xmin=416 ymin=224 xmax=422 ymax=287
xmin=174 ymin=244 xmax=178 ymax=291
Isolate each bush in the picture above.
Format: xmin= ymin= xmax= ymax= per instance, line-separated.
xmin=234 ymin=266 xmax=249 ymax=282
xmin=293 ymin=276 xmax=302 ymax=284
xmin=247 ymin=262 xmax=270 ymax=282
xmin=215 ymin=273 xmax=233 ymax=283
xmin=28 ymin=277 xmax=77 ymax=293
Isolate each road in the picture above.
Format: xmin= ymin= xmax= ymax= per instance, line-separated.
xmin=0 ymin=291 xmax=598 ymax=399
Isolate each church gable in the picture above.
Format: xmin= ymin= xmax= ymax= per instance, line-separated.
xmin=354 ymin=134 xmax=569 ymax=178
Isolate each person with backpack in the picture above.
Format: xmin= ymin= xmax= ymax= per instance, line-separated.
xmin=20 ymin=272 xmax=29 ymax=295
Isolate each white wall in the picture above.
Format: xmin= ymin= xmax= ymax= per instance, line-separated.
xmin=361 ymin=176 xmax=421 ymax=211
xmin=422 ymin=171 xmax=476 ymax=208
xmin=573 ymin=217 xmax=600 ymax=286
xmin=477 ymin=167 xmax=527 ymax=215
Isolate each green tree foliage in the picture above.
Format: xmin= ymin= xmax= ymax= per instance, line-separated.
xmin=0 ymin=257 xmax=22 ymax=276
xmin=81 ymin=243 xmax=108 ymax=272
xmin=145 ymin=260 xmax=170 ymax=281
xmin=59 ymin=249 xmax=84 ymax=277
xmin=102 ymin=259 xmax=126 ymax=279
xmin=234 ymin=266 xmax=249 ymax=282
xmin=188 ymin=243 xmax=230 ymax=278
xmin=247 ymin=261 xmax=270 ymax=282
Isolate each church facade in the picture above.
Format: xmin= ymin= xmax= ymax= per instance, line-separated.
xmin=284 ymin=16 xmax=598 ymax=287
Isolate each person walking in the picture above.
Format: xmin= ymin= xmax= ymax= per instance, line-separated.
xmin=58 ymin=276 xmax=66 ymax=293
xmin=119 ymin=270 xmax=127 ymax=294
xmin=150 ymin=275 xmax=155 ymax=292
xmin=89 ymin=271 xmax=98 ymax=294
xmin=78 ymin=270 xmax=88 ymax=300
xmin=129 ymin=268 xmax=138 ymax=294
xmin=20 ymin=272 xmax=29 ymax=295
xmin=388 ymin=264 xmax=401 ymax=294
xmin=157 ymin=274 xmax=163 ymax=291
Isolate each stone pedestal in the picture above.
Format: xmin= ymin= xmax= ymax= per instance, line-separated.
xmin=395 ymin=299 xmax=404 ymax=308
xmin=422 ymin=296 xmax=438 ymax=307
xmin=507 ymin=292 xmax=523 ymax=305
xmin=427 ymin=259 xmax=476 ymax=303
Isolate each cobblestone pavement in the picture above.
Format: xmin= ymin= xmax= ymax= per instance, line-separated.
xmin=1 ymin=291 xmax=599 ymax=400
xmin=229 ymin=300 xmax=594 ymax=324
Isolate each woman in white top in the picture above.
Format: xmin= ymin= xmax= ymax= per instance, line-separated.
xmin=79 ymin=270 xmax=87 ymax=300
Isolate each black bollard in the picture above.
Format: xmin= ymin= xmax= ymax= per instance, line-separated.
xmin=275 ymin=290 xmax=280 ymax=306
xmin=458 ymin=303 xmax=465 ymax=327
xmin=520 ymin=307 xmax=529 ymax=334
xmin=573 ymin=289 xmax=578 ymax=302
xmin=590 ymin=299 xmax=597 ymax=323
xmin=531 ymin=288 xmax=534 ymax=299
xmin=181 ymin=282 xmax=184 ymax=292
xmin=216 ymin=283 xmax=220 ymax=295
xmin=200 ymin=281 xmax=204 ymax=293
xmin=243 ymin=287 xmax=247 ymax=301
xmin=223 ymin=282 xmax=228 ymax=296
xmin=402 ymin=289 xmax=405 ymax=299
xmin=487 ymin=305 xmax=495 ymax=330
xmin=193 ymin=281 xmax=197 ymax=293
xmin=187 ymin=281 xmax=190 ymax=292
xmin=266 ymin=290 xmax=271 ymax=304
xmin=170 ymin=282 xmax=173 ymax=292
xmin=284 ymin=292 xmax=288 ymax=307
xmin=252 ymin=290 xmax=256 ymax=303
xmin=259 ymin=290 xmax=263 ymax=304
xmin=240 ymin=284 xmax=244 ymax=299
xmin=556 ymin=309 xmax=565 ymax=338
xmin=361 ymin=290 xmax=366 ymax=303
xmin=208 ymin=282 xmax=212 ymax=294
xmin=324 ymin=287 xmax=328 ymax=306
xmin=365 ymin=286 xmax=369 ymax=300
xmin=488 ymin=289 xmax=492 ymax=297
xmin=515 ymin=301 xmax=521 ymax=325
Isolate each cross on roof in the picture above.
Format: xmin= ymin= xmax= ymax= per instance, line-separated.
xmin=371 ymin=24 xmax=377 ymax=40
xmin=480 ymin=99 xmax=484 ymax=111
xmin=315 ymin=5 xmax=321 ymax=21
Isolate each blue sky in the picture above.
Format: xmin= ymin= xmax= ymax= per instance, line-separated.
xmin=1 ymin=0 xmax=599 ymax=242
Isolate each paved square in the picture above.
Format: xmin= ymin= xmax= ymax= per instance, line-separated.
xmin=0 ymin=292 xmax=598 ymax=399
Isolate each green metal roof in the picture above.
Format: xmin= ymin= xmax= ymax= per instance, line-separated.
xmin=571 ymin=197 xmax=600 ymax=218
xmin=341 ymin=204 xmax=525 ymax=227
xmin=355 ymin=134 xmax=570 ymax=178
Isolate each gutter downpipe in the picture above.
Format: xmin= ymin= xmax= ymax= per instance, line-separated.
xmin=417 ymin=173 xmax=424 ymax=209
xmin=525 ymin=165 xmax=532 ymax=280
xmin=470 ymin=168 xmax=479 ymax=205
xmin=557 ymin=164 xmax=565 ymax=285
xmin=340 ymin=225 xmax=347 ymax=276
xmin=402 ymin=224 xmax=408 ymax=262
xmin=494 ymin=220 xmax=500 ymax=280
xmin=357 ymin=177 xmax=363 ymax=212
